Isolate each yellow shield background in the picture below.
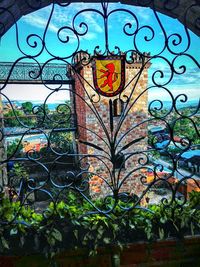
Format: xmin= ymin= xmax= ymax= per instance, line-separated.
xmin=96 ymin=59 xmax=121 ymax=95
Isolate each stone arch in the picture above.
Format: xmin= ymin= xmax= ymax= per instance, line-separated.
xmin=0 ymin=0 xmax=200 ymax=38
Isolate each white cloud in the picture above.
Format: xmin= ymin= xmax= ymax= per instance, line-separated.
xmin=1 ymin=84 xmax=70 ymax=102
xmin=137 ymin=7 xmax=151 ymax=21
xmin=22 ymin=3 xmax=151 ymax=37
xmin=81 ymin=32 xmax=97 ymax=41
xmin=21 ymin=3 xmax=103 ymax=42
xmin=109 ymin=2 xmax=151 ymax=19
xmin=22 ymin=13 xmax=59 ymax=34
xmin=21 ymin=9 xmax=78 ymax=42
xmin=52 ymin=8 xmax=71 ymax=25
xmin=180 ymin=76 xmax=197 ymax=83
xmin=150 ymin=61 xmax=171 ymax=72
xmin=80 ymin=12 xmax=103 ymax=33
xmin=148 ymin=86 xmax=200 ymax=102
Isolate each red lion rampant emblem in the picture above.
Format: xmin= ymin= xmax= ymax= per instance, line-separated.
xmin=99 ymin=63 xmax=118 ymax=92
xmin=92 ymin=56 xmax=125 ymax=97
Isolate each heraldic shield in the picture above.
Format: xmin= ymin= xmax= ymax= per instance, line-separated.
xmin=92 ymin=55 xmax=125 ymax=97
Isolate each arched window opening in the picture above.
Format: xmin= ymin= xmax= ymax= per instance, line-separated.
xmin=113 ymin=98 xmax=124 ymax=117
xmin=0 ymin=2 xmax=199 ymax=237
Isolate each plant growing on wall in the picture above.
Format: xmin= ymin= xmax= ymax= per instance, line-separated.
xmin=0 ymin=191 xmax=199 ymax=257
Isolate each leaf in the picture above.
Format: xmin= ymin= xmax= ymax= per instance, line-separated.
xmin=91 ymin=225 xmax=97 ymax=231
xmin=52 ymin=229 xmax=62 ymax=242
xmin=50 ymin=251 xmax=56 ymax=259
xmin=97 ymin=228 xmax=104 ymax=237
xmin=147 ymin=232 xmax=152 ymax=240
xmin=145 ymin=227 xmax=153 ymax=240
xmin=159 ymin=227 xmax=164 ymax=239
xmin=103 ymin=237 xmax=111 ymax=244
xmin=181 ymin=218 xmax=186 ymax=229
xmin=73 ymin=229 xmax=78 ymax=240
xmin=20 ymin=236 xmax=25 ymax=247
xmin=32 ymin=213 xmax=42 ymax=222
xmin=47 ymin=237 xmax=55 ymax=246
xmin=79 ymin=140 xmax=104 ymax=151
xmin=89 ymin=250 xmax=97 ymax=257
xmin=1 ymin=237 xmax=9 ymax=249
xmin=129 ymin=223 xmax=135 ymax=230
xmin=116 ymin=241 xmax=124 ymax=251
xmin=160 ymin=217 xmax=167 ymax=224
xmin=82 ymin=234 xmax=89 ymax=245
xmin=57 ymin=201 xmax=65 ymax=210
xmin=112 ymin=224 xmax=119 ymax=232
xmin=72 ymin=219 xmax=80 ymax=226
xmin=190 ymin=222 xmax=194 ymax=236
xmin=10 ymin=228 xmax=18 ymax=235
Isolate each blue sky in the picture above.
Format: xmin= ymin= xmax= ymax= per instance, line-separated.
xmin=0 ymin=2 xmax=199 ymax=103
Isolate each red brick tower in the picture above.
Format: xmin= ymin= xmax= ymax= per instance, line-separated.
xmin=72 ymin=53 xmax=151 ymax=197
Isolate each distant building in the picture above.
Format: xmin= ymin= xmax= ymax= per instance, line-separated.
xmin=180 ymin=150 xmax=200 ymax=175
xmin=149 ymin=126 xmax=166 ymax=136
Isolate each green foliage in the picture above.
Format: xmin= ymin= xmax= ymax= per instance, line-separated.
xmin=7 ymin=139 xmax=23 ymax=158
xmin=0 ymin=191 xmax=199 ymax=257
xmin=148 ymin=107 xmax=200 ymax=150
xmin=172 ymin=116 xmax=200 ymax=145
xmin=8 ymin=163 xmax=29 ymax=187
xmin=4 ymin=109 xmax=24 ymax=127
xmin=10 ymin=163 xmax=29 ymax=181
xmin=188 ymin=191 xmax=200 ymax=208
xmin=4 ymin=108 xmax=35 ymax=127
xmin=22 ymin=102 xmax=33 ymax=114
xmin=3 ymin=101 xmax=72 ymax=129
xmin=50 ymin=102 xmax=71 ymax=127
xmin=50 ymin=132 xmax=73 ymax=153
xmin=167 ymin=145 xmax=182 ymax=155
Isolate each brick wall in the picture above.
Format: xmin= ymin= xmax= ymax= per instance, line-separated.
xmin=73 ymin=67 xmax=87 ymax=156
xmin=0 ymin=236 xmax=200 ymax=267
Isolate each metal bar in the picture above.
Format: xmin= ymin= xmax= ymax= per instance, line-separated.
xmin=0 ymin=80 xmax=74 ymax=84
xmin=3 ymin=127 xmax=77 ymax=137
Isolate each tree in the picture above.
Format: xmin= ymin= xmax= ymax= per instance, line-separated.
xmin=50 ymin=131 xmax=74 ymax=153
xmin=7 ymin=139 xmax=23 ymax=158
xmin=4 ymin=108 xmax=35 ymax=127
xmin=47 ymin=102 xmax=72 ymax=129
xmin=22 ymin=102 xmax=33 ymax=114
xmin=173 ymin=117 xmax=200 ymax=145
xmin=4 ymin=109 xmax=24 ymax=127
xmin=35 ymin=104 xmax=50 ymax=127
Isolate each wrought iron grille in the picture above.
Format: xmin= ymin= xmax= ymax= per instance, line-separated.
xmin=0 ymin=1 xmax=199 ymax=242
xmin=0 ymin=62 xmax=70 ymax=83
